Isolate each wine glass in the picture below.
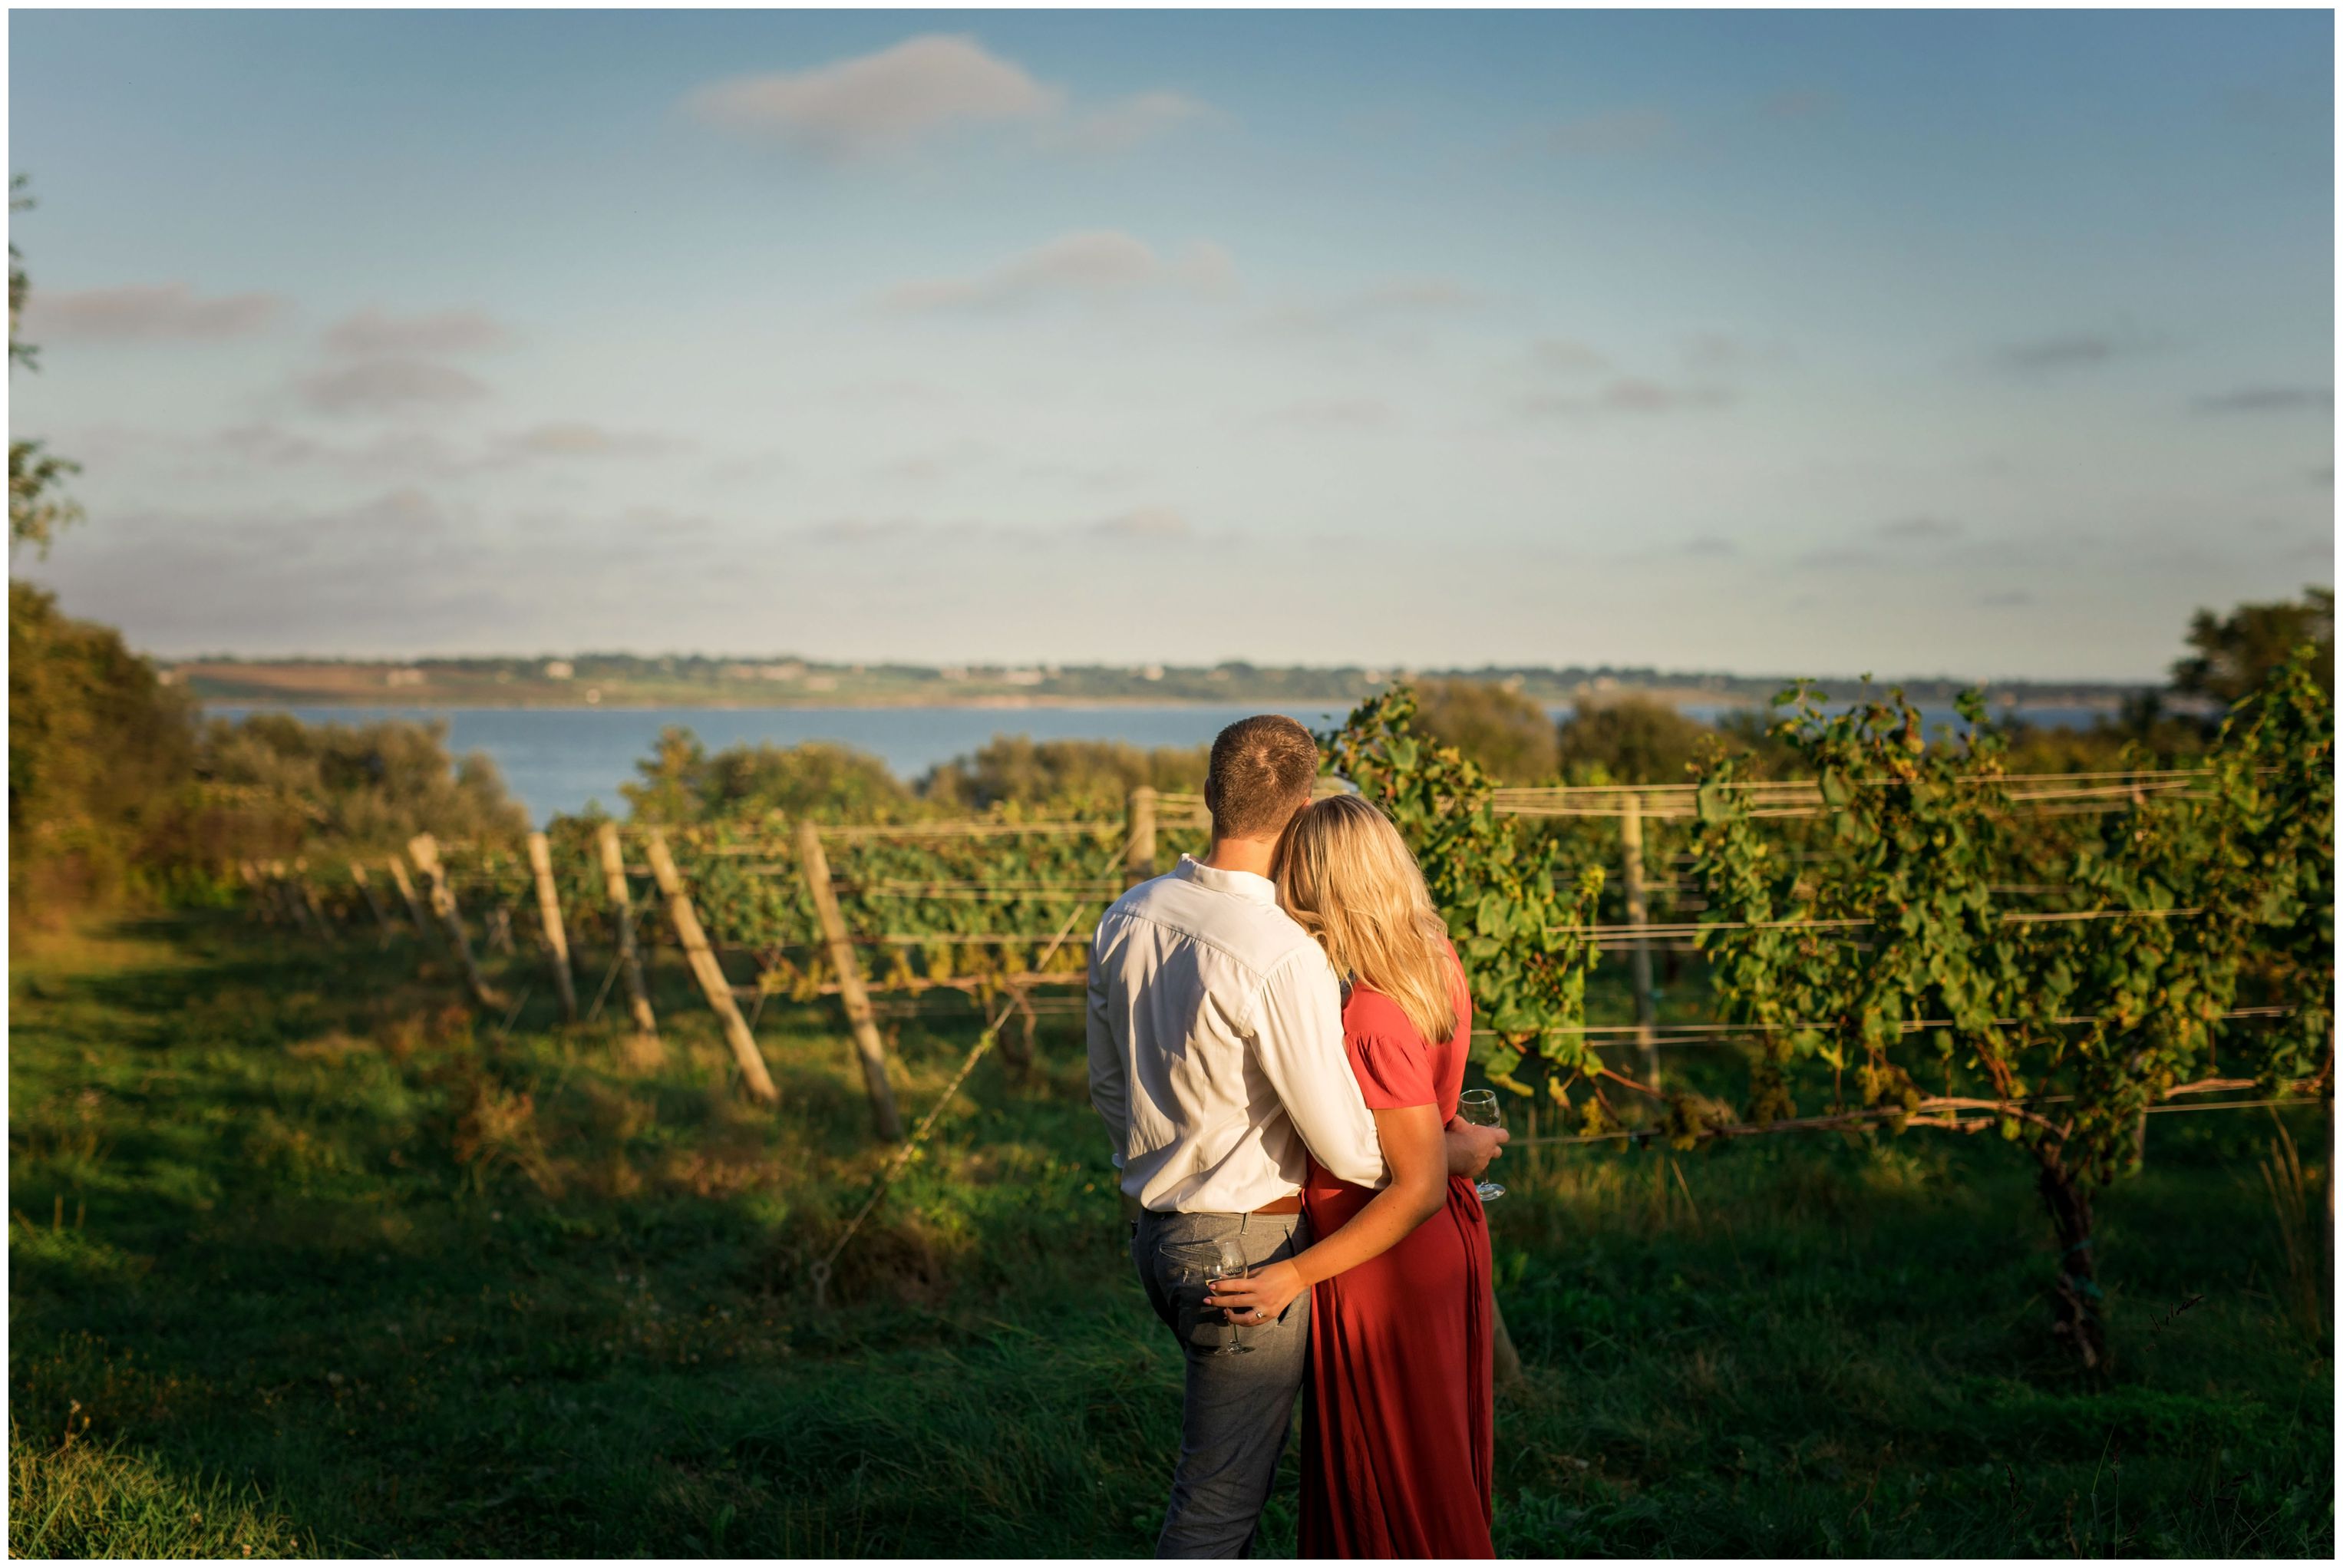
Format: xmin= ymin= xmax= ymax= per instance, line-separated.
xmin=1163 ymin=1238 xmax=1254 ymax=1355
xmin=1457 ymin=1089 xmax=1506 ymax=1203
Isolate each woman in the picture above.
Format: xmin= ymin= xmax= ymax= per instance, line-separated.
xmin=1206 ymin=792 xmax=1495 ymax=1558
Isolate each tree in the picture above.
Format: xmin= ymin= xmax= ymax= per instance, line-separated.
xmin=1556 ymin=694 xmax=1711 ymax=783
xmin=620 ymin=726 xmax=914 ymax=824
xmin=919 ymin=736 xmax=1206 ymax=813
xmin=2172 ymin=587 xmax=2332 ymax=703
xmin=193 ymin=711 xmax=529 ymax=857
xmin=9 ymin=582 xmax=196 ymax=911
xmin=1409 ymin=678 xmax=1559 ymax=783
xmin=9 ymin=175 xmax=82 ymax=556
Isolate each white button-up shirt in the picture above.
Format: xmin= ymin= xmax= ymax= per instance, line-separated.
xmin=1087 ymin=855 xmax=1389 ymax=1213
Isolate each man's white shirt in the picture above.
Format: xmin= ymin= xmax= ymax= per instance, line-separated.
xmin=1087 ymin=855 xmax=1389 ymax=1213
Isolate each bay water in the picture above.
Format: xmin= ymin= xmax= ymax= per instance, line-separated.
xmin=204 ymin=701 xmax=2115 ymax=826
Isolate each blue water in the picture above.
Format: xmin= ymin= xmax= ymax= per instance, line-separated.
xmin=203 ymin=701 xmax=2116 ymax=826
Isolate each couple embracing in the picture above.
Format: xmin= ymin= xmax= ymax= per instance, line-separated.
xmin=1088 ymin=715 xmax=1507 ymax=1559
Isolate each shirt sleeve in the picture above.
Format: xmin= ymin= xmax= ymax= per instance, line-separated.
xmin=1250 ymin=948 xmax=1390 ymax=1190
xmin=1345 ymin=997 xmax=1438 ymax=1109
xmin=1086 ymin=940 xmax=1129 ymax=1169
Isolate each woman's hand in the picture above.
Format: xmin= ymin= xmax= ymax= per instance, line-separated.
xmin=1206 ymin=1257 xmax=1308 ymax=1325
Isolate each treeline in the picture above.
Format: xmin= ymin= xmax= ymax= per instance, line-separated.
xmin=9 ymin=579 xmax=530 ymax=915
xmin=615 ymin=731 xmax=1217 ymax=824
xmin=612 ymin=589 xmax=2332 ymax=823
xmin=1403 ymin=590 xmax=2331 ymax=787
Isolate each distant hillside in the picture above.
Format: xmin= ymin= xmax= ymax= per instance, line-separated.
xmin=167 ymin=655 xmax=2155 ymax=713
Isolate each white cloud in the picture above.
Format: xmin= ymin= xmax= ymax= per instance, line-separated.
xmin=877 ymin=231 xmax=1237 ymax=315
xmin=682 ymin=34 xmax=1213 ymax=162
xmin=1515 ymin=378 xmax=1735 ymax=417
xmin=1253 ymin=276 xmax=1483 ymax=341
xmin=1262 ymin=398 xmax=1394 ymax=429
xmin=684 ymin=34 xmax=1061 ymax=160
xmin=297 ymin=358 xmax=490 ymax=414
xmin=325 ymin=307 xmax=510 ymax=357
xmin=23 ymin=282 xmax=285 ymax=342
xmin=1877 ymin=514 xmax=1963 ymax=542
xmin=1529 ymin=337 xmax=1610 ymax=375
xmin=2193 ymin=385 xmax=2332 ymax=414
xmin=1087 ymin=506 xmax=1192 ymax=542
xmin=494 ymin=422 xmax=677 ymax=459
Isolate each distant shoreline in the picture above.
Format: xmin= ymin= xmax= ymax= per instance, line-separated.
xmin=192 ymin=691 xmax=2143 ymax=715
xmin=170 ymin=658 xmax=2157 ymax=716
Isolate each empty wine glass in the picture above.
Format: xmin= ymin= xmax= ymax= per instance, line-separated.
xmin=1163 ymin=1237 xmax=1254 ymax=1355
xmin=1457 ymin=1089 xmax=1506 ymax=1203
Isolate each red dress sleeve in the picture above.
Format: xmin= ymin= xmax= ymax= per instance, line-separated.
xmin=1343 ymin=990 xmax=1438 ymax=1109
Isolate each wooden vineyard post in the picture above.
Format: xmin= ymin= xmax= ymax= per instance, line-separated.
xmin=526 ymin=831 xmax=579 ymax=1022
xmin=384 ymin=854 xmax=432 ymax=940
xmin=645 ymin=829 xmax=778 ymax=1106
xmin=596 ymin=823 xmax=658 ymax=1038
xmin=794 ymin=821 xmax=903 ymax=1140
xmin=1619 ymin=793 xmax=1661 ymax=1092
xmin=237 ymin=861 xmax=269 ymax=924
xmin=1493 ymin=1297 xmax=1525 ymax=1388
xmin=407 ymin=834 xmax=505 ymax=1009
xmin=349 ymin=862 xmax=394 ymax=946
xmin=1125 ymin=786 xmax=1159 ymax=887
xmin=998 ymin=979 xmax=1036 ymax=1071
xmin=271 ymin=861 xmax=319 ymax=937
xmin=292 ymin=860 xmax=332 ymax=937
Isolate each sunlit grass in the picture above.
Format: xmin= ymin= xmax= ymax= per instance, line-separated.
xmin=8 ymin=911 xmax=2331 ymax=1556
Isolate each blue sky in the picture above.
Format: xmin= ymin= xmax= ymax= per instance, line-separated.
xmin=8 ymin=8 xmax=2331 ymax=679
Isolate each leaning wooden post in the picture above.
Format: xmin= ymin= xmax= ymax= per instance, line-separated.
xmin=526 ymin=831 xmax=579 ymax=1022
xmin=270 ymin=861 xmax=318 ymax=937
xmin=1619 ymin=792 xmax=1660 ymax=1092
xmin=645 ymin=829 xmax=778 ymax=1106
xmin=292 ymin=859 xmax=332 ymax=936
xmin=596 ymin=822 xmax=658 ymax=1038
xmin=1125 ymin=786 xmax=1160 ymax=887
xmin=1493 ymin=1298 xmax=1525 ymax=1388
xmin=237 ymin=861 xmax=269 ymax=924
xmin=384 ymin=854 xmax=432 ymax=940
xmin=349 ymin=862 xmax=394 ymax=946
xmin=407 ymin=834 xmax=504 ymax=1009
xmin=794 ymin=820 xmax=904 ymax=1140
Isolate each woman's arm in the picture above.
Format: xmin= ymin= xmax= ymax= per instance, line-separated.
xmin=1205 ymin=1102 xmax=1448 ymax=1325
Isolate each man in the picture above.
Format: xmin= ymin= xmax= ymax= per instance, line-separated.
xmin=1088 ymin=714 xmax=1506 ymax=1558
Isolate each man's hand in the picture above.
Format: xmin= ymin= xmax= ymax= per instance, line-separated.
xmin=1444 ymin=1118 xmax=1508 ymax=1180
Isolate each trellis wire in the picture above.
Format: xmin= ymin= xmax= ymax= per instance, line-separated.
xmin=807 ymin=824 xmax=1138 ymax=1306
xmin=1546 ymin=1004 xmax=2296 ymax=1037
xmin=1514 ymin=1091 xmax=2322 ymax=1149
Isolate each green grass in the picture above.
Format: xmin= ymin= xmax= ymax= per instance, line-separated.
xmin=8 ymin=912 xmax=2332 ymax=1556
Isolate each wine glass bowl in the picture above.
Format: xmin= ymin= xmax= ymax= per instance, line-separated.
xmin=1163 ymin=1236 xmax=1254 ymax=1355
xmin=1457 ymin=1089 xmax=1507 ymax=1203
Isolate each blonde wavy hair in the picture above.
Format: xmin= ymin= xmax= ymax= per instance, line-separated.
xmin=1272 ymin=792 xmax=1458 ymax=1045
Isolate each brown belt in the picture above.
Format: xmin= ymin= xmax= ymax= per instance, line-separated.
xmin=1140 ymin=1193 xmax=1306 ymax=1219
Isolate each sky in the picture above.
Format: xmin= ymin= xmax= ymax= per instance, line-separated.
xmin=6 ymin=8 xmax=2333 ymax=681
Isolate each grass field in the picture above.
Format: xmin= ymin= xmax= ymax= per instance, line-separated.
xmin=8 ymin=912 xmax=2332 ymax=1556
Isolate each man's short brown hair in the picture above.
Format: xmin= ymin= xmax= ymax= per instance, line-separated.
xmin=1206 ymin=715 xmax=1319 ymax=841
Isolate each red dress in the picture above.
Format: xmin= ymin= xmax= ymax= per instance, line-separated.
xmin=1299 ymin=956 xmax=1495 ymax=1559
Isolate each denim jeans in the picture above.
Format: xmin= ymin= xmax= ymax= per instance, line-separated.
xmin=1131 ymin=1208 xmax=1314 ymax=1559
